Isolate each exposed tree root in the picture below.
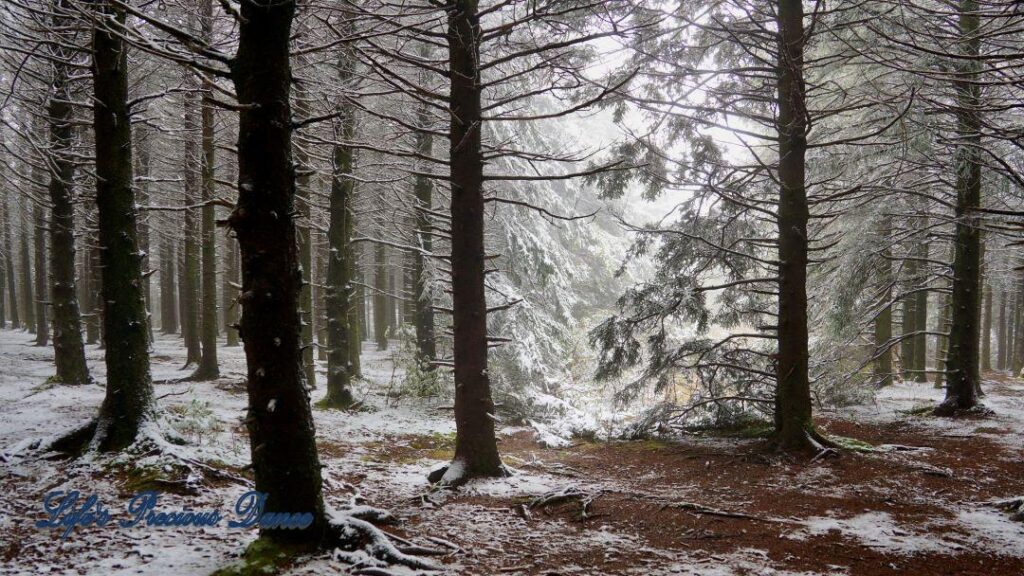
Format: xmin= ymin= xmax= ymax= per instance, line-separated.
xmin=933 ymin=401 xmax=994 ymax=418
xmin=529 ymin=486 xmax=602 ymax=520
xmin=427 ymin=459 xmax=512 ymax=487
xmin=991 ymin=497 xmax=1024 ymax=521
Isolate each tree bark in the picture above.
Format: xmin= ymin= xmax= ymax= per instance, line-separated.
xmin=912 ymin=232 xmax=928 ymax=382
xmin=773 ymin=0 xmax=818 ymax=450
xmin=900 ymin=259 xmax=917 ymax=380
xmin=997 ymin=287 xmax=1007 ymax=370
xmin=2 ymin=165 xmax=17 ymax=329
xmin=193 ymin=7 xmax=220 ymax=380
xmin=937 ymin=0 xmax=983 ymax=414
xmin=229 ymin=0 xmax=326 ymax=543
xmin=223 ymin=235 xmax=239 ymax=346
xmin=374 ymin=242 xmax=388 ymax=350
xmin=294 ymin=79 xmax=315 ymax=389
xmin=413 ymin=102 xmax=436 ymax=367
xmin=982 ymin=280 xmax=993 ymax=372
xmin=46 ymin=14 xmax=90 ymax=383
xmin=20 ymin=196 xmax=35 ymax=334
xmin=33 ymin=201 xmax=48 ymax=346
xmin=874 ymin=219 xmax=892 ymax=387
xmin=89 ymin=1 xmax=154 ymax=450
xmin=181 ymin=71 xmax=202 ymax=366
xmin=434 ymin=0 xmax=504 ymax=483
xmin=160 ymin=237 xmax=178 ymax=333
xmin=323 ymin=34 xmax=359 ymax=408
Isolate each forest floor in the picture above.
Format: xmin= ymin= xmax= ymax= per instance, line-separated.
xmin=1 ymin=330 xmax=1023 ymax=575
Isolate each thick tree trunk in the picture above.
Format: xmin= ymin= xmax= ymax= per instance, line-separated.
xmin=229 ymin=0 xmax=326 ymax=543
xmin=434 ymin=0 xmax=504 ymax=483
xmin=937 ymin=0 xmax=983 ymax=415
xmin=134 ymin=127 xmax=153 ymax=343
xmin=193 ymin=23 xmax=219 ymax=380
xmin=773 ymin=0 xmax=818 ymax=450
xmin=46 ymin=26 xmax=90 ymax=383
xmin=90 ymin=1 xmax=154 ymax=450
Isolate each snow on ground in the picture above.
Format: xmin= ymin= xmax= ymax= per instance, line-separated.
xmin=2 ymin=329 xmax=1024 ymax=575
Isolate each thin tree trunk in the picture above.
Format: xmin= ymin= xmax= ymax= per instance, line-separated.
xmin=874 ymin=219 xmax=892 ymax=387
xmin=229 ymin=0 xmax=326 ymax=543
xmin=89 ymin=1 xmax=154 ymax=450
xmin=937 ymin=0 xmax=983 ymax=414
xmin=997 ymin=287 xmax=1007 ymax=370
xmin=160 ymin=237 xmax=178 ymax=333
xmin=900 ymin=259 xmax=917 ymax=380
xmin=433 ymin=0 xmax=504 ymax=483
xmin=413 ymin=101 xmax=436 ymax=367
xmin=2 ymin=171 xmax=17 ymax=329
xmin=982 ymin=280 xmax=993 ymax=372
xmin=33 ymin=201 xmax=48 ymax=345
xmin=46 ymin=15 xmax=90 ymax=383
xmin=193 ymin=14 xmax=219 ymax=380
xmin=294 ymin=80 xmax=315 ymax=389
xmin=374 ymin=242 xmax=388 ymax=350
xmin=912 ymin=231 xmax=928 ymax=382
xmin=181 ymin=72 xmax=202 ymax=366
xmin=20 ymin=197 xmax=35 ymax=333
xmin=86 ymin=235 xmax=101 ymax=344
xmin=934 ymin=291 xmax=950 ymax=388
xmin=223 ymin=235 xmax=239 ymax=346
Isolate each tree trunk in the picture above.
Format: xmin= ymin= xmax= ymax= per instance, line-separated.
xmin=46 ymin=21 xmax=90 ymax=383
xmin=135 ymin=126 xmax=152 ymax=342
xmin=900 ymin=259 xmax=917 ymax=380
xmin=934 ymin=291 xmax=950 ymax=388
xmin=160 ymin=237 xmax=178 ymax=333
xmin=773 ymin=0 xmax=818 ymax=450
xmin=937 ymin=0 xmax=983 ymax=414
xmin=912 ymin=232 xmax=928 ymax=382
xmin=33 ymin=201 xmax=48 ymax=345
xmin=374 ymin=242 xmax=388 ymax=350
xmin=229 ymin=0 xmax=326 ymax=543
xmin=434 ymin=0 xmax=504 ymax=483
xmin=223 ymin=235 xmax=239 ymax=346
xmin=89 ymin=1 xmax=154 ymax=450
xmin=2 ymin=172 xmax=18 ymax=330
xmin=193 ymin=15 xmax=220 ymax=380
xmin=874 ymin=219 xmax=892 ymax=387
xmin=323 ymin=35 xmax=359 ymax=408
xmin=181 ymin=72 xmax=202 ymax=366
xmin=997 ymin=287 xmax=1007 ymax=370
xmin=413 ymin=102 xmax=436 ymax=367
xmin=86 ymin=235 xmax=101 ymax=344
xmin=982 ymin=280 xmax=993 ymax=372
xmin=20 ymin=196 xmax=35 ymax=334
xmin=294 ymin=80 xmax=315 ymax=389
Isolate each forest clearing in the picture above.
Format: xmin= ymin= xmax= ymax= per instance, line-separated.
xmin=2 ymin=330 xmax=1023 ymax=575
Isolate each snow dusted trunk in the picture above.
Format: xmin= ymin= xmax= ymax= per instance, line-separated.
xmin=773 ymin=0 xmax=817 ymax=450
xmin=413 ymin=101 xmax=437 ymax=367
xmin=229 ymin=0 xmax=326 ymax=543
xmin=90 ymin=1 xmax=154 ymax=450
xmin=47 ymin=10 xmax=90 ymax=384
xmin=323 ymin=92 xmax=357 ymax=408
xmin=937 ymin=0 xmax=983 ymax=414
xmin=294 ymin=76 xmax=315 ymax=390
xmin=435 ymin=0 xmax=504 ymax=483
xmin=160 ymin=237 xmax=178 ymax=333
xmin=982 ymin=275 xmax=992 ymax=372
xmin=1 ymin=172 xmax=15 ymax=329
xmin=374 ymin=242 xmax=388 ymax=350
xmin=181 ymin=70 xmax=202 ymax=367
xmin=913 ymin=228 xmax=928 ymax=382
xmin=20 ymin=197 xmax=34 ymax=334
xmin=33 ymin=200 xmax=48 ymax=346
xmin=193 ymin=0 xmax=220 ymax=380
